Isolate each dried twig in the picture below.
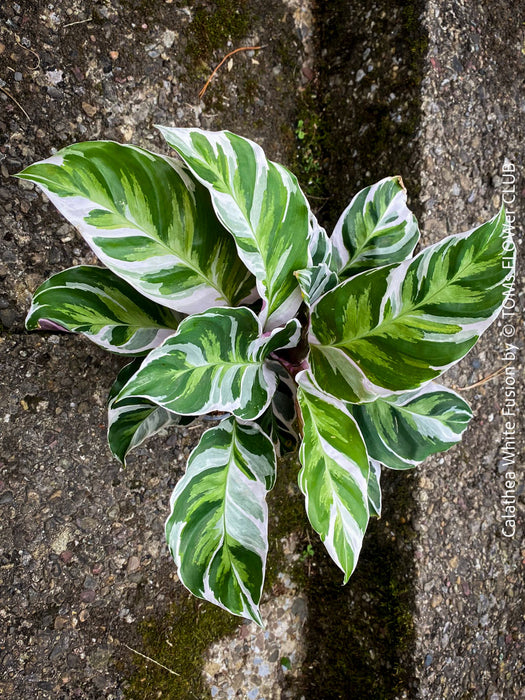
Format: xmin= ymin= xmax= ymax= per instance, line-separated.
xmin=63 ymin=16 xmax=92 ymax=28
xmin=15 ymin=40 xmax=41 ymax=70
xmin=455 ymin=363 xmax=512 ymax=392
xmin=199 ymin=45 xmax=265 ymax=99
xmin=122 ymin=642 xmax=180 ymax=676
xmin=0 ymin=85 xmax=31 ymax=121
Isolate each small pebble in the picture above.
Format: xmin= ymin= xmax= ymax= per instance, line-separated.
xmin=54 ymin=615 xmax=69 ymax=630
xmin=162 ymin=29 xmax=176 ymax=48
xmin=127 ymin=556 xmax=140 ymax=573
xmin=82 ymin=102 xmax=98 ymax=117
xmin=47 ymin=86 xmax=63 ymax=99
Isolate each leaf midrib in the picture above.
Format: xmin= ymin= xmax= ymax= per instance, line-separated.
xmin=343 ymin=204 xmax=396 ymax=271
xmin=305 ymin=398 xmax=363 ymax=526
xmin=217 ymin=423 xmax=257 ymax=613
xmin=185 ymin=144 xmax=299 ymax=313
xmin=329 ymin=239 xmax=487 ymax=347
xmin=50 ymin=171 xmax=231 ymax=302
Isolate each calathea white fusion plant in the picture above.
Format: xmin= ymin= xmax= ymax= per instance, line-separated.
xmin=19 ymin=128 xmax=514 ymax=624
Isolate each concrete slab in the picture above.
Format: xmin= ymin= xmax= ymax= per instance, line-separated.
xmin=1 ymin=0 xmax=523 ymax=698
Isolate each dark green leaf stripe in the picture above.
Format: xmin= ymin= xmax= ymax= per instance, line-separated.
xmin=26 ymin=266 xmax=179 ymax=354
xmin=107 ymin=360 xmax=194 ymax=465
xmin=309 ymin=209 xmax=513 ymax=401
xmin=118 ymin=307 xmax=301 ymax=420
xmin=166 ymin=417 xmax=276 ymax=624
xmin=158 ymin=127 xmax=310 ymax=329
xmin=257 ymin=361 xmax=298 ymax=456
xmin=108 ymin=400 xmax=192 ymax=465
xmin=331 ymin=176 xmax=419 ymax=276
xmin=295 ymin=263 xmax=339 ymax=307
xmin=349 ymin=383 xmax=472 ymax=470
xmin=367 ymin=460 xmax=382 ymax=518
xmin=296 ymin=371 xmax=370 ymax=582
xmin=107 ymin=358 xmax=144 ymax=404
xmin=308 ymin=212 xmax=336 ymax=269
xmin=18 ymin=141 xmax=254 ymax=314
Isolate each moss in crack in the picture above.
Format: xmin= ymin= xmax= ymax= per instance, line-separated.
xmin=181 ymin=0 xmax=253 ymax=110
xmin=124 ymin=594 xmax=239 ymax=699
xmin=265 ymin=452 xmax=312 ymax=591
xmin=123 ymin=454 xmax=310 ymax=700
xmin=185 ymin=0 xmax=251 ymax=62
xmin=290 ymin=88 xmax=331 ymax=205
xmin=239 ymin=76 xmax=260 ymax=109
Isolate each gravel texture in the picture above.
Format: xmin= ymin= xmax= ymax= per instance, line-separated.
xmin=0 ymin=334 xmax=184 ymax=697
xmin=203 ymin=569 xmax=308 ymax=699
xmin=0 ymin=0 xmax=523 ymax=698
xmin=414 ymin=2 xmax=524 ymax=698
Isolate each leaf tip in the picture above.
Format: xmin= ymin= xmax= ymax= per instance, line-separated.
xmin=394 ymin=174 xmax=406 ymax=191
xmin=109 ymin=445 xmax=127 ymax=467
xmin=247 ymin=607 xmax=264 ymax=627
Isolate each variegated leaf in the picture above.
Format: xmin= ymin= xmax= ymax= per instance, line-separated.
xmin=331 ymin=176 xmax=419 ymax=276
xmin=257 ymin=361 xmax=298 ymax=456
xmin=118 ymin=307 xmax=301 ymax=421
xmin=349 ymin=383 xmax=472 ymax=470
xmin=308 ymin=212 xmax=335 ymax=269
xmin=309 ymin=209 xmax=513 ymax=402
xmin=295 ymin=263 xmax=339 ymax=307
xmin=26 ymin=266 xmax=179 ymax=355
xmin=107 ymin=359 xmax=195 ymax=465
xmin=367 ymin=460 xmax=382 ymax=518
xmin=296 ymin=371 xmax=370 ymax=583
xmin=18 ymin=141 xmax=254 ymax=314
xmin=166 ymin=417 xmax=276 ymax=624
xmin=157 ymin=127 xmax=310 ymax=329
xmin=107 ymin=358 xmax=144 ymax=404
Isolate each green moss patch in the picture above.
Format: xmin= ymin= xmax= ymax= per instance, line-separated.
xmin=124 ymin=595 xmax=239 ymax=699
xmin=186 ymin=0 xmax=251 ymax=62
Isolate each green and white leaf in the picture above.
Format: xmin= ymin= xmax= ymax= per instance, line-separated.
xmin=166 ymin=417 xmax=276 ymax=624
xmin=118 ymin=307 xmax=301 ymax=421
xmin=107 ymin=359 xmax=195 ymax=465
xmin=367 ymin=460 xmax=382 ymax=518
xmin=349 ymin=383 xmax=472 ymax=470
xmin=26 ymin=266 xmax=179 ymax=354
xmin=309 ymin=209 xmax=513 ymax=402
xmin=331 ymin=176 xmax=419 ymax=277
xmin=18 ymin=141 xmax=254 ymax=314
xmin=308 ymin=212 xmax=335 ymax=269
xmin=257 ymin=361 xmax=298 ymax=456
xmin=158 ymin=127 xmax=310 ymax=329
xmin=295 ymin=263 xmax=339 ymax=307
xmin=296 ymin=371 xmax=370 ymax=583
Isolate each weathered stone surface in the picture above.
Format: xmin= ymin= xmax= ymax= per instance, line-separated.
xmin=1 ymin=0 xmax=523 ymax=698
xmin=414 ymin=2 xmax=524 ymax=698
